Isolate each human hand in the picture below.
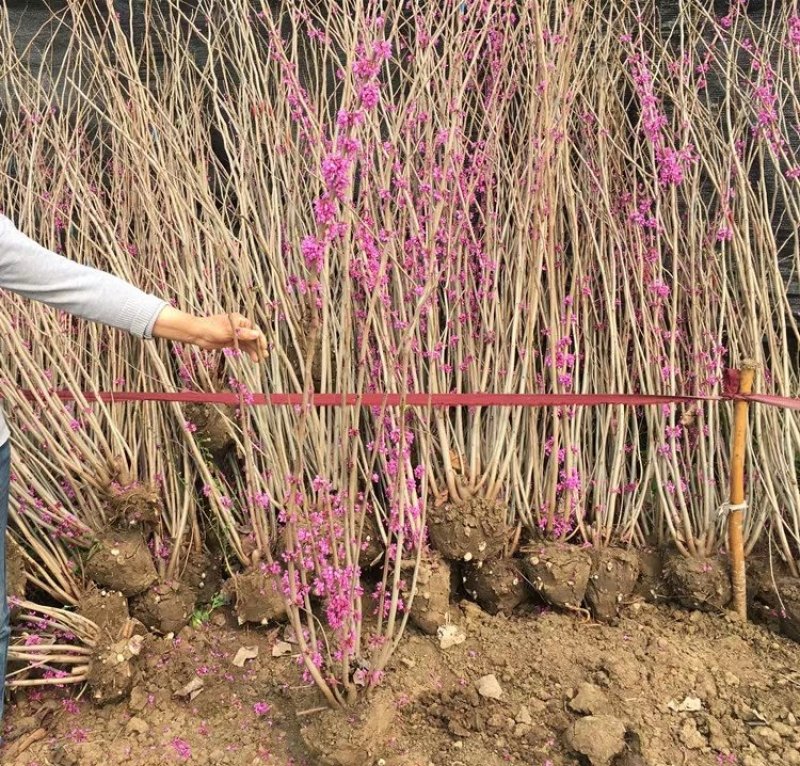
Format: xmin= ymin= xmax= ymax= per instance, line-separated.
xmin=152 ymin=307 xmax=267 ymax=362
xmin=196 ymin=313 xmax=268 ymax=362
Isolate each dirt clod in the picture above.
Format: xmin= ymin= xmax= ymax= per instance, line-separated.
xmin=358 ymin=512 xmax=385 ymax=569
xmin=564 ymin=715 xmax=627 ymax=765
xmin=463 ymin=557 xmax=529 ymax=615
xmin=634 ymin=548 xmax=666 ymax=602
xmin=106 ymin=483 xmax=162 ymax=527
xmin=131 ymin=580 xmax=196 ymax=634
xmin=184 ymin=403 xmax=235 ymax=454
xmin=586 ymin=548 xmax=640 ymax=622
xmin=523 ymin=543 xmax=592 ymax=610
xmin=87 ymin=634 xmax=144 ymax=706
xmin=663 ymin=551 xmax=731 ymax=611
xmin=84 ymin=531 xmax=158 ymax=596
xmin=222 ymin=568 xmax=287 ymax=625
xmin=755 ymin=576 xmax=800 ymax=642
xmin=568 ymin=682 xmax=610 ymax=716
xmin=299 ymin=696 xmax=394 ymax=766
xmin=6 ymin=536 xmax=27 ymax=617
xmin=179 ymin=548 xmax=224 ymax=605
xmin=427 ymin=495 xmax=508 ymax=562
xmin=78 ymin=584 xmax=130 ymax=640
xmin=407 ymin=552 xmax=452 ymax=635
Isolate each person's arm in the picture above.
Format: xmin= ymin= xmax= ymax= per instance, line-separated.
xmin=0 ymin=213 xmax=167 ymax=337
xmin=0 ymin=214 xmax=265 ymax=361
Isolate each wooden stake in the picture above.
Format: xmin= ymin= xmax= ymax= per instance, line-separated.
xmin=727 ymin=360 xmax=758 ymax=620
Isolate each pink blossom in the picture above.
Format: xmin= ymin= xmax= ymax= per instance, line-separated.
xmin=171 ymin=738 xmax=192 ymax=760
xmin=649 ymin=279 xmax=670 ymax=299
xmin=301 ymin=235 xmax=326 ymax=271
xmin=359 ymin=82 xmax=380 ymax=109
xmin=372 ymin=40 xmax=392 ymax=60
xmin=790 ymin=16 xmax=800 ymax=53
xmin=321 ymin=152 xmax=351 ymax=198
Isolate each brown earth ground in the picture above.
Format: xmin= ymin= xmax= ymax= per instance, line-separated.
xmin=2 ymin=598 xmax=800 ymax=766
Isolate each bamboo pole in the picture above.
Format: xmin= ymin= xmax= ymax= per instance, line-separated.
xmin=727 ymin=360 xmax=758 ymax=620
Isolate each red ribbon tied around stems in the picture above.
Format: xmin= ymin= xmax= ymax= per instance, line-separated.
xmin=10 ymin=370 xmax=800 ymax=411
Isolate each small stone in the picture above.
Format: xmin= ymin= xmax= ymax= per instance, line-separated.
xmin=516 ymin=706 xmax=533 ymax=726
xmin=569 ymin=683 xmax=609 ymax=716
xmin=564 ymin=715 xmax=627 ymax=766
xmin=667 ymin=696 xmax=703 ymax=713
xmin=437 ymin=624 xmax=467 ymax=650
xmin=678 ymin=717 xmax=707 ymax=750
xmin=783 ymin=748 xmax=800 ymax=766
xmin=772 ymin=722 xmax=793 ymax=737
xmin=476 ymin=674 xmax=503 ymax=700
xmin=125 ymin=716 xmax=149 ymax=735
xmin=128 ymin=687 xmax=148 ymax=712
xmin=514 ymin=723 xmax=532 ymax=738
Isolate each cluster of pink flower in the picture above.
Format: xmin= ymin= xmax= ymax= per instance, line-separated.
xmin=627 ymin=49 xmax=698 ymax=187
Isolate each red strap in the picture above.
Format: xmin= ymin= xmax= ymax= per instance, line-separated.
xmin=8 ymin=389 xmax=794 ymax=408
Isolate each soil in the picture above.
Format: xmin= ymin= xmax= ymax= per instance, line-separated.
xmin=754 ymin=576 xmax=800 ymax=643
xmin=83 ymin=531 xmax=158 ymax=597
xmin=585 ymin=549 xmax=640 ymax=623
xmin=407 ymin=552 xmax=453 ymax=635
xmin=663 ymin=551 xmax=732 ymax=612
xmin=106 ymin=485 xmax=163 ymax=528
xmin=522 ymin=543 xmax=593 ymax=611
xmin=78 ymin=585 xmax=131 ymax=641
xmin=179 ymin=550 xmax=225 ymax=607
xmin=359 ymin=513 xmax=385 ymax=570
xmin=632 ymin=549 xmax=666 ymax=603
xmin=427 ymin=496 xmax=508 ymax=563
xmin=222 ymin=568 xmax=288 ymax=625
xmin=4 ymin=596 xmax=800 ymax=766
xmin=131 ymin=581 xmax=197 ymax=635
xmin=6 ymin=536 xmax=27 ymax=618
xmin=462 ymin=558 xmax=529 ymax=616
xmin=184 ymin=403 xmax=235 ymax=455
xmin=86 ymin=634 xmax=144 ymax=707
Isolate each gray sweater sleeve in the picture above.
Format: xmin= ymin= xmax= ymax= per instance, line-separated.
xmin=0 ymin=214 xmax=167 ymax=338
